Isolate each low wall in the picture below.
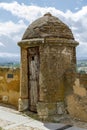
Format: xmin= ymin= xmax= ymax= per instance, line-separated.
xmin=0 ymin=67 xmax=20 ymax=108
xmin=66 ymin=72 xmax=87 ymax=122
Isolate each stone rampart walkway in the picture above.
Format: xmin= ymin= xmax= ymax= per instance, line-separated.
xmin=0 ymin=105 xmax=87 ymax=130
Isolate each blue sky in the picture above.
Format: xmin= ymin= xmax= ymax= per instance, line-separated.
xmin=0 ymin=0 xmax=87 ymax=59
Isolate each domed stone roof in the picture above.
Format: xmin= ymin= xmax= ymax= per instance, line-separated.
xmin=22 ymin=13 xmax=74 ymax=40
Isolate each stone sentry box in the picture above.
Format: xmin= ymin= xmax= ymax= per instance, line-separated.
xmin=18 ymin=13 xmax=78 ymax=118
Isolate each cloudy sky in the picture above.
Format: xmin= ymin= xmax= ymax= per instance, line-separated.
xmin=0 ymin=0 xmax=87 ymax=59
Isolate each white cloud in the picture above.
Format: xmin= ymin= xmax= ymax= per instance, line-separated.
xmin=0 ymin=52 xmax=19 ymax=58
xmin=0 ymin=1 xmax=64 ymax=23
xmin=0 ymin=20 xmax=26 ymax=37
xmin=0 ymin=1 xmax=87 ymax=57
xmin=0 ymin=42 xmax=5 ymax=47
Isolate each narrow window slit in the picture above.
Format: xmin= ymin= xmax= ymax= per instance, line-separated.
xmin=32 ymin=56 xmax=34 ymax=61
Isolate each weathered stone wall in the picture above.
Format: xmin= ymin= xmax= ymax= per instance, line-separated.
xmin=38 ymin=42 xmax=76 ymax=117
xmin=77 ymin=73 xmax=87 ymax=90
xmin=0 ymin=67 xmax=20 ymax=108
xmin=66 ymin=74 xmax=87 ymax=122
xmin=18 ymin=47 xmax=29 ymax=111
xmin=39 ymin=44 xmax=76 ymax=103
xmin=64 ymin=70 xmax=76 ymax=96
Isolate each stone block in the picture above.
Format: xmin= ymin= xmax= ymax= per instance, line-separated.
xmin=57 ymin=102 xmax=66 ymax=115
xmin=37 ymin=102 xmax=57 ymax=119
xmin=18 ymin=98 xmax=28 ymax=111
